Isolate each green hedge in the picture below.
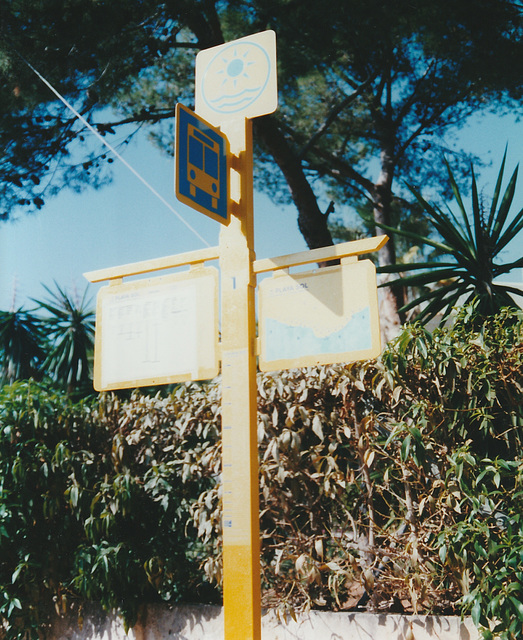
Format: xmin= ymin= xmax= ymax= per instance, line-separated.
xmin=1 ymin=305 xmax=522 ymax=639
xmin=0 ymin=382 xmax=221 ymax=638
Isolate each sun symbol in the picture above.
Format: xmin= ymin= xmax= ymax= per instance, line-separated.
xmin=217 ymin=51 xmax=255 ymax=88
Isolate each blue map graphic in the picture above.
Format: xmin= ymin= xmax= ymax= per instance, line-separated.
xmin=264 ymin=307 xmax=372 ymax=361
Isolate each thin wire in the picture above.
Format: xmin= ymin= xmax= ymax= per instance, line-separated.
xmin=18 ymin=52 xmax=212 ymax=248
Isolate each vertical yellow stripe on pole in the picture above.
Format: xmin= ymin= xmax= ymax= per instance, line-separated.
xmin=219 ymin=117 xmax=261 ymax=639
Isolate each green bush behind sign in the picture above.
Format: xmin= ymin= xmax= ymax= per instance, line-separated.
xmin=0 ymin=305 xmax=522 ymax=639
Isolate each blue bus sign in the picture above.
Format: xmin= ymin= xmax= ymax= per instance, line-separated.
xmin=175 ymin=103 xmax=229 ymax=225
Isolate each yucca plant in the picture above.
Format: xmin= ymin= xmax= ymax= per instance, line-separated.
xmin=378 ymin=151 xmax=523 ymax=324
xmin=0 ymin=308 xmax=45 ymax=383
xmin=34 ymin=283 xmax=95 ymax=394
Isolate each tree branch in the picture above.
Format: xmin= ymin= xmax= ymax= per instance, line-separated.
xmin=91 ymin=107 xmax=176 ymax=131
xmin=299 ymin=74 xmax=376 ymax=159
xmin=308 ymin=146 xmax=377 ymax=197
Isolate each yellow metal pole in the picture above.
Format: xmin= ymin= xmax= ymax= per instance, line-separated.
xmin=219 ymin=116 xmax=261 ymax=639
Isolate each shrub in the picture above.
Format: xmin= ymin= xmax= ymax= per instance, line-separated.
xmin=193 ymin=305 xmax=523 ymax=625
xmin=195 ymin=361 xmax=461 ymax=614
xmin=0 ymin=381 xmax=221 ymax=638
xmin=0 ymin=305 xmax=521 ymax=639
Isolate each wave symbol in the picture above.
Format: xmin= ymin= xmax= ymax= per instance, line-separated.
xmin=209 ymin=87 xmax=262 ymax=110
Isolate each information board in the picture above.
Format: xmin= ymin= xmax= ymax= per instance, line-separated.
xmin=93 ymin=267 xmax=219 ymax=390
xmin=258 ymin=260 xmax=381 ymax=371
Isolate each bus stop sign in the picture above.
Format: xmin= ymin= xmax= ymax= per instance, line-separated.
xmin=175 ymin=103 xmax=230 ymax=225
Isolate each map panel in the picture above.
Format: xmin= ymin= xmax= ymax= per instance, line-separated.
xmin=259 ymin=260 xmax=381 ymax=371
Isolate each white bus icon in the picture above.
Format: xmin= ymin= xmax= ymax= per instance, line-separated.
xmin=187 ymin=124 xmax=220 ymax=209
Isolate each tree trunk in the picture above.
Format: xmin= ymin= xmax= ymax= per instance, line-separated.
xmin=254 ymin=116 xmax=334 ymax=251
xmin=256 ymin=115 xmax=403 ymax=341
xmin=373 ymin=149 xmax=403 ymax=340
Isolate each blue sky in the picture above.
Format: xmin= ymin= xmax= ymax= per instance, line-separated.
xmin=0 ymin=127 xmax=307 ymax=311
xmin=0 ymin=109 xmax=521 ymax=312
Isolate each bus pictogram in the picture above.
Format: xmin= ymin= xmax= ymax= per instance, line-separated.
xmin=187 ymin=125 xmax=220 ymax=209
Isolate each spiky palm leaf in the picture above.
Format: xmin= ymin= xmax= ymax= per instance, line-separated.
xmin=377 ymin=151 xmax=523 ymax=324
xmin=34 ymin=283 xmax=95 ymax=391
xmin=0 ymin=308 xmax=46 ymax=383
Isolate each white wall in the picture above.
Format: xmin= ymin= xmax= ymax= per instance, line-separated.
xmin=51 ymin=604 xmax=479 ymax=640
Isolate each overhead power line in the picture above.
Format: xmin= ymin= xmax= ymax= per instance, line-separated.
xmin=11 ymin=47 xmax=212 ymax=248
